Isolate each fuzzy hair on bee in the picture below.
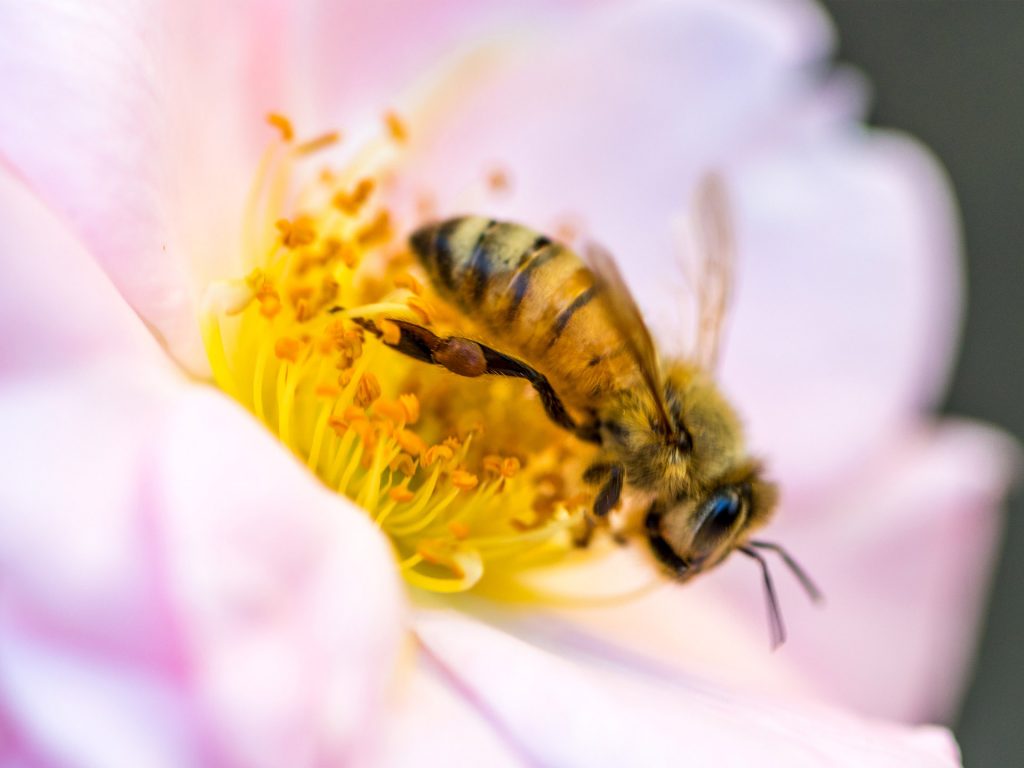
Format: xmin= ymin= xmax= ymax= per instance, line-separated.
xmin=353 ymin=174 xmax=820 ymax=647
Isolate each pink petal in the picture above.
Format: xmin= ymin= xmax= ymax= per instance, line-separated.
xmin=375 ymin=655 xmax=522 ymax=767
xmin=400 ymin=0 xmax=836 ymax=248
xmin=742 ymin=420 xmax=1018 ymax=723
xmin=724 ymin=131 xmax=962 ymax=491
xmin=0 ymin=160 xmax=170 ymax=375
xmin=0 ymin=163 xmax=405 ymax=766
xmin=414 ymin=609 xmax=963 ymax=767
xmin=154 ymin=388 xmax=406 ymax=767
xmin=0 ymin=1 xmax=299 ymax=373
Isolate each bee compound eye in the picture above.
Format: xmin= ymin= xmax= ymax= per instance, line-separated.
xmin=706 ymin=489 xmax=743 ymax=531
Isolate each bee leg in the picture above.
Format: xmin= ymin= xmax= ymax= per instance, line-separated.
xmin=585 ymin=461 xmax=625 ymax=517
xmin=357 ymin=317 xmax=602 ymax=444
xmin=477 ymin=345 xmax=598 ymax=442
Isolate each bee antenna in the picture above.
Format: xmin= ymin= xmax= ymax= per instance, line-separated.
xmin=748 ymin=540 xmax=823 ymax=604
xmin=739 ymin=545 xmax=785 ymax=650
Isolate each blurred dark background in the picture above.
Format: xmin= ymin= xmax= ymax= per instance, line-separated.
xmin=819 ymin=2 xmax=1023 ymax=766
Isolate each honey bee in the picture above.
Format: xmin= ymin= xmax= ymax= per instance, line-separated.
xmin=360 ymin=176 xmax=819 ymax=645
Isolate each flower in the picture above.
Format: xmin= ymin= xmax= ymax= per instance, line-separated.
xmin=0 ymin=1 xmax=1016 ymax=766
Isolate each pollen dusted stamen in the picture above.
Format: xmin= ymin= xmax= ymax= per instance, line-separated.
xmin=201 ymin=115 xmax=593 ymax=593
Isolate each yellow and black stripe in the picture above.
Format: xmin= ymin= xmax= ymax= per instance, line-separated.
xmin=409 ymin=216 xmax=638 ymax=408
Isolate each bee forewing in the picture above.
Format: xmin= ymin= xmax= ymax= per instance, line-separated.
xmin=691 ymin=173 xmax=737 ymax=371
xmin=582 ymin=241 xmax=673 ymax=434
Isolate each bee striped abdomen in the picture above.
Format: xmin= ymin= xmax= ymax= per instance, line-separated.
xmin=410 ymin=216 xmax=636 ymax=407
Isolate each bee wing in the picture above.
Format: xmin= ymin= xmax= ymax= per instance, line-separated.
xmin=690 ymin=173 xmax=736 ymax=371
xmin=582 ymin=241 xmax=673 ymax=434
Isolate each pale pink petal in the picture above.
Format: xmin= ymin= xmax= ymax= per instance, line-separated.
xmin=154 ymin=388 xmax=406 ymax=767
xmin=414 ymin=610 xmax=962 ymax=767
xmin=400 ymin=0 xmax=835 ymax=248
xmin=0 ymin=1 xmax=298 ymax=372
xmin=0 ymin=164 xmax=405 ymax=766
xmin=739 ymin=420 xmax=1018 ymax=723
xmin=725 ymin=131 xmax=962 ymax=491
xmin=0 ymin=160 xmax=170 ymax=375
xmin=375 ymin=657 xmax=522 ymax=767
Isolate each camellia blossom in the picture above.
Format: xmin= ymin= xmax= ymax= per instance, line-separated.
xmin=0 ymin=1 xmax=1017 ymax=766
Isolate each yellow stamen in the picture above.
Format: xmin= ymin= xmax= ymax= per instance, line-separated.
xmin=451 ymin=470 xmax=479 ymax=490
xmin=296 ymin=130 xmax=341 ymax=155
xmin=201 ymin=118 xmax=599 ymax=597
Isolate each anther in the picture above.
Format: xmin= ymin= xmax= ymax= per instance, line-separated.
xmin=267 ymin=112 xmax=294 ymax=141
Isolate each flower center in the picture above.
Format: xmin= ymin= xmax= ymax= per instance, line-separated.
xmin=201 ymin=114 xmax=594 ymax=593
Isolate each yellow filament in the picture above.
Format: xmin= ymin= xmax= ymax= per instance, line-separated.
xmin=201 ymin=115 xmax=609 ymax=597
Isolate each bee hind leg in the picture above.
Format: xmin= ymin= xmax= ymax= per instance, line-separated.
xmin=356 ymin=317 xmax=601 ymax=444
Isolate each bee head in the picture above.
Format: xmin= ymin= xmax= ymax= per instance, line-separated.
xmin=646 ymin=465 xmax=777 ymax=578
xmin=645 ymin=469 xmax=821 ymax=647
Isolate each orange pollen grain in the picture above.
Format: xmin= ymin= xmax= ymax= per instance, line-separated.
xmin=391 ymin=454 xmax=417 ymax=477
xmin=384 ymin=111 xmax=409 ymax=143
xmin=356 ymin=211 xmax=392 ymax=246
xmin=487 ymin=167 xmax=511 ymax=192
xmin=448 ymin=520 xmax=470 ymax=540
xmin=372 ymin=399 xmax=407 ymax=423
xmin=451 ymin=470 xmax=479 ymax=490
xmin=501 ymin=457 xmax=522 ymax=478
xmin=315 ymin=384 xmax=341 ymax=398
xmin=389 ymin=484 xmax=415 ymax=503
xmin=296 ymin=130 xmax=341 ymax=155
xmin=396 ymin=429 xmax=428 ymax=457
xmin=267 ymin=112 xmax=294 ymax=141
xmin=423 ymin=444 xmax=454 ymax=467
xmin=277 ymin=217 xmax=318 ymax=249
xmin=343 ymin=405 xmax=367 ymax=422
xmin=274 ymin=337 xmax=302 ymax=362
xmin=332 ymin=178 xmax=375 ymax=214
xmin=259 ymin=294 xmax=282 ymax=318
xmin=354 ymin=373 xmax=382 ymax=407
